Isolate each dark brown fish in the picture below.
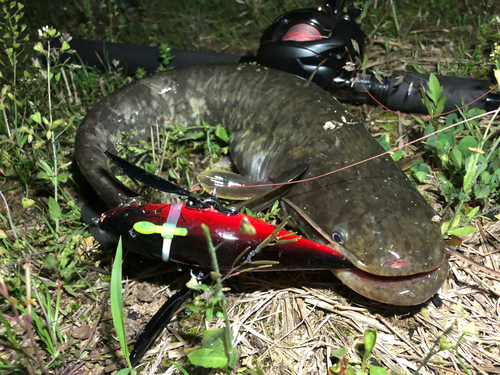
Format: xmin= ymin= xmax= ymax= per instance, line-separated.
xmin=75 ymin=64 xmax=448 ymax=305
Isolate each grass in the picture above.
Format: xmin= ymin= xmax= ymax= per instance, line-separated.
xmin=0 ymin=0 xmax=499 ymax=373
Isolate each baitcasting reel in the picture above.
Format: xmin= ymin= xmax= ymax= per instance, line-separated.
xmin=257 ymin=2 xmax=365 ymax=89
xmin=256 ymin=0 xmax=500 ymax=113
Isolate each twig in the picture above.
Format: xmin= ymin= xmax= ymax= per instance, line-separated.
xmin=0 ymin=97 xmax=10 ymax=137
xmin=0 ymin=190 xmax=18 ymax=239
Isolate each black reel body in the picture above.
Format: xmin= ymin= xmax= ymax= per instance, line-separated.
xmin=257 ymin=7 xmax=365 ymax=89
xmin=256 ymin=6 xmax=500 ymax=113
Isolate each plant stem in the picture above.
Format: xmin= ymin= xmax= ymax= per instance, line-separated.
xmin=46 ymin=42 xmax=59 ymax=232
xmin=0 ymin=190 xmax=18 ymax=239
xmin=202 ymin=224 xmax=237 ymax=367
xmin=8 ymin=13 xmax=18 ymax=132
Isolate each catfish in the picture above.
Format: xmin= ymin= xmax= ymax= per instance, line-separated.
xmin=75 ymin=64 xmax=448 ymax=305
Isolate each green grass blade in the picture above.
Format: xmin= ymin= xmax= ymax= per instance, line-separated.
xmin=110 ymin=237 xmax=133 ymax=370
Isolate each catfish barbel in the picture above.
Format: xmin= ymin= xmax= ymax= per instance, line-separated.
xmin=75 ymin=64 xmax=449 ymax=306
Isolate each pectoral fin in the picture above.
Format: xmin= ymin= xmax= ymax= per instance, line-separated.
xmin=281 ymin=197 xmax=332 ymax=243
xmin=197 ymin=169 xmax=272 ymax=200
xmin=229 ymin=163 xmax=309 ymax=213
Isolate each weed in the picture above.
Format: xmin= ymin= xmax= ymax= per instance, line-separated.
xmin=110 ymin=237 xmax=137 ymax=374
xmin=114 ymin=118 xmax=229 ymax=200
xmin=413 ymin=73 xmax=500 ymax=235
xmin=184 ymin=224 xmax=239 ymax=370
xmin=0 ymin=259 xmax=68 ymax=372
xmin=329 ymin=329 xmax=388 ymax=375
xmin=0 ymin=1 xmax=29 ymax=136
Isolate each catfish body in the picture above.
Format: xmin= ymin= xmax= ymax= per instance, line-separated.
xmin=76 ymin=64 xmax=448 ymax=305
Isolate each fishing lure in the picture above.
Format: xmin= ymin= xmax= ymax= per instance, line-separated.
xmin=100 ymin=152 xmax=352 ymax=272
xmin=99 ymin=202 xmax=352 ymax=272
xmin=99 ymin=152 xmax=353 ymax=365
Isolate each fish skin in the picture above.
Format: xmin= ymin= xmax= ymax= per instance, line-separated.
xmin=75 ymin=64 xmax=447 ymax=305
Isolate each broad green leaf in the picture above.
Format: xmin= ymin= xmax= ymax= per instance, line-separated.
xmin=21 ymin=197 xmax=35 ymax=208
xmin=427 ymin=73 xmax=443 ymax=105
xmin=185 ymin=302 xmax=204 ymax=313
xmin=447 ymin=226 xmax=478 ymax=236
xmin=30 ymin=111 xmax=42 ymax=125
xmin=205 ymin=305 xmax=214 ymax=321
xmin=331 ymin=348 xmax=347 ymax=358
xmin=424 ymin=124 xmax=437 ymax=148
xmin=37 ymin=172 xmax=49 ymax=180
xmin=364 ymin=329 xmax=377 ymax=352
xmin=436 ymin=96 xmax=447 ymax=114
xmin=48 ymin=197 xmax=61 ymax=222
xmin=57 ymin=172 xmax=69 ymax=183
xmin=458 ymin=136 xmax=478 ymax=155
xmin=415 ymin=170 xmax=428 ymax=182
xmin=377 ymin=134 xmax=390 ymax=151
xmin=144 ymin=162 xmax=156 ymax=174
xmin=411 ymin=160 xmax=430 ymax=183
xmin=473 ymin=184 xmax=490 ymax=199
xmin=33 ymin=42 xmax=44 ymax=54
xmin=480 ymin=170 xmax=491 ymax=184
xmin=215 ymin=125 xmax=229 ymax=142
xmin=187 ymin=348 xmax=228 ymax=368
xmin=451 ymin=147 xmax=462 ymax=168
xmin=201 ymin=328 xmax=225 ymax=350
xmin=369 ymin=365 xmax=389 ymax=375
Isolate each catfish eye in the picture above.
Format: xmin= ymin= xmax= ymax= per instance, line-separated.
xmin=332 ymin=230 xmax=345 ymax=244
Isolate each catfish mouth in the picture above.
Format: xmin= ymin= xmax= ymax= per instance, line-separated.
xmin=328 ymin=244 xmax=449 ymax=306
xmin=332 ymin=261 xmax=449 ymax=306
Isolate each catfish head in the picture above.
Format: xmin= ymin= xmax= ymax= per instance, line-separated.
xmin=282 ymin=144 xmax=448 ymax=306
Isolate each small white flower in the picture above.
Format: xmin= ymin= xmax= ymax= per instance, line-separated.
xmin=490 ymin=42 xmax=500 ymax=60
xmin=38 ymin=25 xmax=50 ymax=39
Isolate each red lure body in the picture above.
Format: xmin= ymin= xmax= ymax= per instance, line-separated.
xmin=99 ymin=203 xmax=352 ymax=272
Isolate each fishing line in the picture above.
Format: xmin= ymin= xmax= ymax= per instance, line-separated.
xmin=344 ymin=46 xmax=500 ymax=118
xmin=191 ymin=107 xmax=500 ymax=192
xmin=191 ymin=50 xmax=500 ymax=193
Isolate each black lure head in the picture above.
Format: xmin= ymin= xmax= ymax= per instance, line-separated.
xmin=104 ymin=151 xmax=236 ymax=214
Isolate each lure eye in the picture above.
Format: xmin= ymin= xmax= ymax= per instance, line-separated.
xmin=331 ymin=230 xmax=345 ymax=244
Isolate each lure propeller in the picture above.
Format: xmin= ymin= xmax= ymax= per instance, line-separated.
xmin=105 ymin=151 xmax=235 ymax=213
xmin=105 ymin=150 xmax=198 ymax=201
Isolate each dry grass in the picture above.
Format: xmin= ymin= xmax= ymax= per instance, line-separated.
xmin=125 ymin=219 xmax=500 ymax=374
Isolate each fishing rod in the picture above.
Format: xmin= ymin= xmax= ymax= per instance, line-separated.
xmin=54 ymin=0 xmax=500 ymax=114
